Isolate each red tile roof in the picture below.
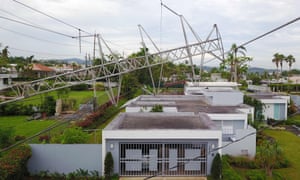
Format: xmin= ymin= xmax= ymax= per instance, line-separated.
xmin=32 ymin=64 xmax=54 ymax=72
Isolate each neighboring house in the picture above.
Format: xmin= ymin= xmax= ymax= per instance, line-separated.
xmin=289 ymin=75 xmax=300 ymax=84
xmin=0 ymin=64 xmax=18 ymax=90
xmin=184 ymin=81 xmax=243 ymax=106
xmin=247 ymin=84 xmax=271 ymax=93
xmin=0 ymin=73 xmax=18 ymax=90
xmin=249 ymin=93 xmax=289 ymax=121
xmin=210 ymin=73 xmax=227 ymax=82
xmin=102 ymin=112 xmax=221 ymax=176
xmin=124 ymin=95 xmax=255 ymax=156
xmin=32 ymin=63 xmax=55 ymax=78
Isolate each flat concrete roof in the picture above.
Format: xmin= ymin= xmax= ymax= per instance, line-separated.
xmin=249 ymin=93 xmax=284 ymax=100
xmin=177 ymin=105 xmax=241 ymax=114
xmin=185 ymin=81 xmax=240 ymax=87
xmin=127 ymin=95 xmax=209 ymax=107
xmin=105 ymin=112 xmax=216 ymax=130
xmin=126 ymin=95 xmax=246 ymax=114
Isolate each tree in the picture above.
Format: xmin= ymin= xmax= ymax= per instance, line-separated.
xmin=272 ymin=53 xmax=285 ymax=78
xmin=104 ymin=152 xmax=114 ymax=180
xmin=285 ymin=54 xmax=296 ymax=81
xmin=256 ymin=141 xmax=284 ymax=177
xmin=211 ymin=153 xmax=222 ymax=179
xmin=220 ymin=43 xmax=252 ymax=82
xmin=0 ymin=46 xmax=9 ymax=73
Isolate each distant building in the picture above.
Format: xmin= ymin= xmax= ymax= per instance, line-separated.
xmin=32 ymin=63 xmax=55 ymax=78
xmin=289 ymin=75 xmax=300 ymax=84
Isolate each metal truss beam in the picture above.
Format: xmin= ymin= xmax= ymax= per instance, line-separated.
xmin=0 ymin=37 xmax=222 ymax=105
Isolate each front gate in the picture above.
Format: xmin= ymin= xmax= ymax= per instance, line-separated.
xmin=119 ymin=143 xmax=207 ymax=176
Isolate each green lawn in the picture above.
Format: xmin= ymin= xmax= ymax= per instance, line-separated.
xmin=0 ymin=116 xmax=56 ymax=138
xmin=264 ymin=129 xmax=300 ymax=179
xmin=17 ymin=90 xmax=111 ymax=110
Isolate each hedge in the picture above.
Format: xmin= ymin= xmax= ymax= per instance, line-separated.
xmin=0 ymin=145 xmax=32 ymax=179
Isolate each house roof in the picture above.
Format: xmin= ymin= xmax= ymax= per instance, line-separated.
xmin=248 ymin=93 xmax=285 ymax=100
xmin=32 ymin=64 xmax=54 ymax=72
xmin=126 ymin=95 xmax=244 ymax=114
xmin=105 ymin=112 xmax=216 ymax=130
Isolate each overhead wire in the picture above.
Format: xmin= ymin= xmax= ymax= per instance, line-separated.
xmin=9 ymin=46 xmax=80 ymax=57
xmin=0 ymin=15 xmax=75 ymax=38
xmin=12 ymin=0 xmax=92 ymax=35
xmin=204 ymin=16 xmax=300 ymax=65
xmin=0 ymin=8 xmax=38 ymax=26
xmin=0 ymin=26 xmax=84 ymax=47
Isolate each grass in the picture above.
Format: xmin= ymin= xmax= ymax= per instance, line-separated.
xmin=264 ymin=129 xmax=300 ymax=179
xmin=16 ymin=90 xmax=111 ymax=110
xmin=0 ymin=116 xmax=56 ymax=138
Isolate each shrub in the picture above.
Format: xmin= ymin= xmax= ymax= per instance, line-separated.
xmin=51 ymin=127 xmax=89 ymax=144
xmin=0 ymin=127 xmax=14 ymax=148
xmin=0 ymin=103 xmax=34 ymax=116
xmin=70 ymin=83 xmax=89 ymax=91
xmin=222 ymin=156 xmax=242 ymax=180
xmin=0 ymin=145 xmax=32 ymax=179
xmin=104 ymin=152 xmax=114 ymax=180
xmin=14 ymin=135 xmax=26 ymax=142
xmin=226 ymin=155 xmax=258 ymax=169
xmin=150 ymin=104 xmax=163 ymax=112
xmin=40 ymin=96 xmax=56 ymax=116
xmin=211 ymin=153 xmax=222 ymax=179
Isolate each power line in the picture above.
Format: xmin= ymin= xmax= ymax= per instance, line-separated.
xmin=10 ymin=46 xmax=80 ymax=57
xmin=204 ymin=16 xmax=300 ymax=65
xmin=0 ymin=8 xmax=38 ymax=26
xmin=0 ymin=15 xmax=75 ymax=38
xmin=12 ymin=0 xmax=92 ymax=35
xmin=0 ymin=26 xmax=82 ymax=47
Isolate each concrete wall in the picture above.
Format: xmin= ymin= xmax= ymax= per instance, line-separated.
xmin=203 ymin=91 xmax=243 ymax=106
xmin=222 ymin=126 xmax=256 ymax=158
xmin=28 ymin=144 xmax=102 ymax=175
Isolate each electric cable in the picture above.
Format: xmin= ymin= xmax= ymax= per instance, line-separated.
xmin=12 ymin=0 xmax=92 ymax=35
xmin=0 ymin=26 xmax=84 ymax=47
xmin=0 ymin=15 xmax=75 ymax=38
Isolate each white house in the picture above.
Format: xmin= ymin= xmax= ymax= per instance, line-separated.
xmin=102 ymin=112 xmax=222 ymax=177
xmin=249 ymin=93 xmax=290 ymax=121
xmin=124 ymin=95 xmax=256 ymax=158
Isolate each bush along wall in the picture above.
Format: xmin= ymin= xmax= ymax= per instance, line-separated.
xmin=0 ymin=145 xmax=32 ymax=179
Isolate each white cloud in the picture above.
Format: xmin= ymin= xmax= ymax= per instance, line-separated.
xmin=0 ymin=0 xmax=299 ymax=69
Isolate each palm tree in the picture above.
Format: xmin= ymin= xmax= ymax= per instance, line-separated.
xmin=229 ymin=43 xmax=247 ymax=82
xmin=285 ymin=54 xmax=296 ymax=81
xmin=285 ymin=54 xmax=296 ymax=72
xmin=272 ymin=53 xmax=285 ymax=79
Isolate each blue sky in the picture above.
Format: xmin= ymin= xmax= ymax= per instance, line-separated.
xmin=0 ymin=0 xmax=299 ymax=69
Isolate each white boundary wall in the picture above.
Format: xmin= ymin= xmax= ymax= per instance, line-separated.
xmin=28 ymin=144 xmax=102 ymax=175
